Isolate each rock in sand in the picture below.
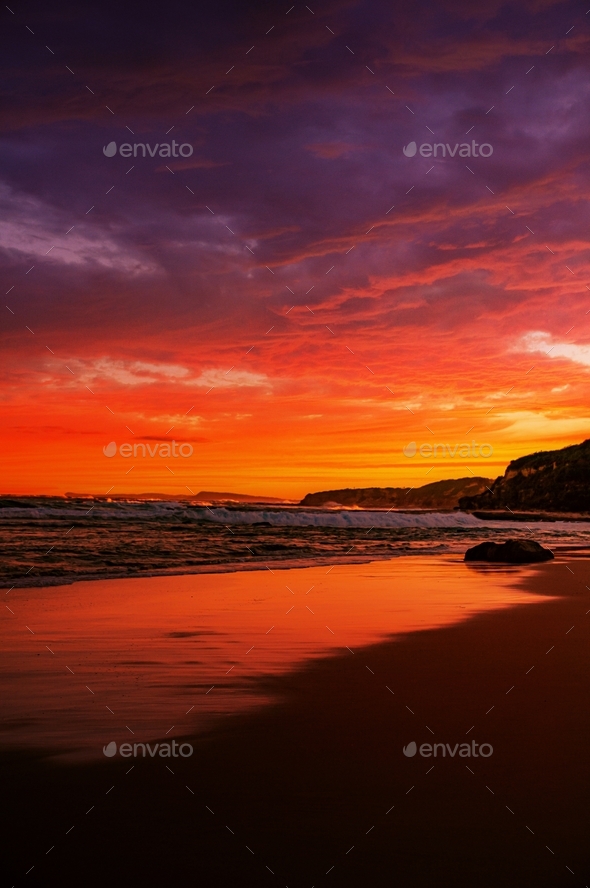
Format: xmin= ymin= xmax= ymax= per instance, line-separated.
xmin=464 ymin=539 xmax=554 ymax=563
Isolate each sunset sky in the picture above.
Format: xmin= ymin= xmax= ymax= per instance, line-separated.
xmin=2 ymin=0 xmax=590 ymax=498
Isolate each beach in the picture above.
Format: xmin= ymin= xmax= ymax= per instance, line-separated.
xmin=2 ymin=555 xmax=590 ymax=886
xmin=4 ymin=0 xmax=590 ymax=883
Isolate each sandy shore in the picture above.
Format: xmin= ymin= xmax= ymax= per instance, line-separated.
xmin=2 ymin=557 xmax=590 ymax=887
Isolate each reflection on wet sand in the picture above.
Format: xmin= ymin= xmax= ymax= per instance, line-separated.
xmin=1 ymin=556 xmax=550 ymax=758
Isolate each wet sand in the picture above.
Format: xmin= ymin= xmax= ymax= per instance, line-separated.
xmin=2 ymin=557 xmax=590 ymax=887
xmin=1 ymin=557 xmax=546 ymax=758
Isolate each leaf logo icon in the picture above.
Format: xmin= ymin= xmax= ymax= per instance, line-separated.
xmin=402 ymin=141 xmax=417 ymax=157
xmin=403 ymin=741 xmax=417 ymax=757
xmin=403 ymin=441 xmax=417 ymax=458
xmin=103 ymin=441 xmax=117 ymax=457
xmin=103 ymin=741 xmax=117 ymax=757
xmin=103 ymin=141 xmax=117 ymax=157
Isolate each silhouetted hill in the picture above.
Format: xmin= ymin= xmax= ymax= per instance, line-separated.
xmin=63 ymin=491 xmax=286 ymax=503
xmin=458 ymin=440 xmax=590 ymax=514
xmin=300 ymin=477 xmax=491 ymax=510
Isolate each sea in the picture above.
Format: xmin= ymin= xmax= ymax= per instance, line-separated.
xmin=2 ymin=496 xmax=590 ymax=588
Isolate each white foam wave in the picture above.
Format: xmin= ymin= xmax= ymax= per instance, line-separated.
xmin=193 ymin=508 xmax=590 ymax=530
xmin=4 ymin=500 xmax=590 ymax=533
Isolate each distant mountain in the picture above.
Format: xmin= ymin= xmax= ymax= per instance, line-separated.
xmin=194 ymin=491 xmax=286 ymax=504
xmin=64 ymin=491 xmax=286 ymax=504
xmin=458 ymin=439 xmax=590 ymax=514
xmin=300 ymin=477 xmax=492 ymax=510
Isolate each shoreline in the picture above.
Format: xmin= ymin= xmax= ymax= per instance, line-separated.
xmin=0 ymin=554 xmax=380 ymax=589
xmin=4 ymin=545 xmax=590 ymax=590
xmin=4 ymin=541 xmax=590 ymax=590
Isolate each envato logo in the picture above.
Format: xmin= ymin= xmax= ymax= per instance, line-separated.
xmin=403 ymin=441 xmax=494 ymax=458
xmin=103 ymin=740 xmax=193 ymax=758
xmin=103 ymin=440 xmax=194 ymax=458
xmin=403 ymin=140 xmax=493 ymax=158
xmin=403 ymin=740 xmax=493 ymax=758
xmin=103 ymin=140 xmax=194 ymax=159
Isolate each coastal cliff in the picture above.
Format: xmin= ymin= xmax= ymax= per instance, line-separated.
xmin=300 ymin=477 xmax=491 ymax=510
xmin=458 ymin=440 xmax=590 ymax=514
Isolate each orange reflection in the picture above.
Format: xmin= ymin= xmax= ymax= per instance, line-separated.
xmin=1 ymin=557 xmax=550 ymax=759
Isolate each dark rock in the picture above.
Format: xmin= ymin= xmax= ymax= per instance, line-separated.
xmin=464 ymin=539 xmax=554 ymax=563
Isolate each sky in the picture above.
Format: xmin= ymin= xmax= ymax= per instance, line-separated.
xmin=1 ymin=0 xmax=590 ymax=498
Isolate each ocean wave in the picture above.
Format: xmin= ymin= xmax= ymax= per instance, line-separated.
xmin=1 ymin=498 xmax=589 ymax=588
xmin=3 ymin=498 xmax=590 ymax=531
xmin=192 ymin=508 xmax=590 ymax=531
